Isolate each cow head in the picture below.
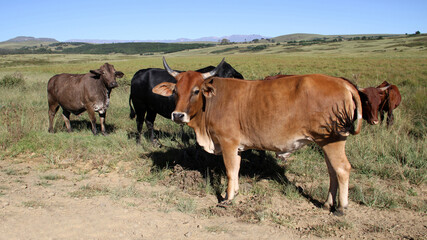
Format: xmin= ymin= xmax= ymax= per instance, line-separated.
xmin=90 ymin=63 xmax=124 ymax=89
xmin=358 ymin=85 xmax=390 ymax=125
xmin=152 ymin=57 xmax=223 ymax=123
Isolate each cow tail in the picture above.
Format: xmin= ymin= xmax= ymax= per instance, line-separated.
xmin=129 ymin=96 xmax=136 ymax=119
xmin=350 ymin=87 xmax=362 ymax=135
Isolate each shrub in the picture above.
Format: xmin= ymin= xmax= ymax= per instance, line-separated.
xmin=0 ymin=72 xmax=25 ymax=87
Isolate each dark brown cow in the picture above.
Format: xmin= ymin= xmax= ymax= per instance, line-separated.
xmin=376 ymin=81 xmax=401 ymax=126
xmin=47 ymin=63 xmax=124 ymax=135
xmin=153 ymin=58 xmax=363 ymax=215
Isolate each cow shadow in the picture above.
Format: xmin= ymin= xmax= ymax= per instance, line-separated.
xmin=67 ymin=120 xmax=117 ymax=134
xmin=148 ymin=145 xmax=323 ymax=207
xmin=127 ymin=128 xmax=195 ymax=146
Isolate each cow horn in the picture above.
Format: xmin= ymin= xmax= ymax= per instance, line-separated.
xmin=357 ymin=87 xmax=365 ymax=92
xmin=163 ymin=57 xmax=179 ymax=77
xmin=378 ymin=85 xmax=391 ymax=91
xmin=201 ymin=58 xmax=225 ymax=80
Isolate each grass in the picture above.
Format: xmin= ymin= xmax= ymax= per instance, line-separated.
xmin=308 ymin=219 xmax=353 ymax=238
xmin=0 ymin=35 xmax=425 ymax=222
xmin=22 ymin=200 xmax=45 ymax=208
xmin=40 ymin=174 xmax=66 ymax=181
xmin=69 ymin=184 xmax=140 ymax=200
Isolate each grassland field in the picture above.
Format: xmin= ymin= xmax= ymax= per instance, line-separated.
xmin=0 ymin=35 xmax=426 ymax=238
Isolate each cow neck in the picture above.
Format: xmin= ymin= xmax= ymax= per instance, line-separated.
xmin=93 ymin=77 xmax=109 ymax=94
xmin=88 ymin=77 xmax=110 ymax=104
xmin=187 ymin=95 xmax=216 ymax=154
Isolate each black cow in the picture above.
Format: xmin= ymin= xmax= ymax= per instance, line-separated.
xmin=129 ymin=60 xmax=243 ymax=145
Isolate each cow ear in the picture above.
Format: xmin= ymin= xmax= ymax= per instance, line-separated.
xmin=90 ymin=69 xmax=103 ymax=77
xmin=115 ymin=71 xmax=124 ymax=78
xmin=201 ymin=82 xmax=216 ymax=98
xmin=153 ymin=82 xmax=176 ymax=97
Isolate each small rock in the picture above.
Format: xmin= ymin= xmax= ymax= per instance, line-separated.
xmin=184 ymin=232 xmax=191 ymax=237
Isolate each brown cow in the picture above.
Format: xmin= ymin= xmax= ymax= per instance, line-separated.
xmin=47 ymin=63 xmax=124 ymax=135
xmin=376 ymin=81 xmax=401 ymax=126
xmin=153 ymin=58 xmax=362 ymax=215
xmin=358 ymin=83 xmax=393 ymax=125
xmin=263 ymin=74 xmax=294 ymax=80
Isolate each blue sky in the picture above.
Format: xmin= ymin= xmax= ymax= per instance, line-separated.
xmin=1 ymin=0 xmax=426 ymax=42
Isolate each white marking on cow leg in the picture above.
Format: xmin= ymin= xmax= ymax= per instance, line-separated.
xmin=222 ymin=144 xmax=241 ymax=201
xmin=336 ymin=164 xmax=351 ymax=210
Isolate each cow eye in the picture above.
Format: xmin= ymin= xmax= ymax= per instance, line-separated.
xmin=194 ymin=90 xmax=200 ymax=95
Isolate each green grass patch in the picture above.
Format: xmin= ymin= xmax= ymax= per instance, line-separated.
xmin=0 ymin=72 xmax=25 ymax=87
xmin=40 ymin=174 xmax=66 ymax=181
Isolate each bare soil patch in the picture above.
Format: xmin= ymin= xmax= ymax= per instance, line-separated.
xmin=0 ymin=155 xmax=425 ymax=239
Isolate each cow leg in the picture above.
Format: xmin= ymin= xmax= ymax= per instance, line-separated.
xmin=62 ymin=110 xmax=72 ymax=133
xmin=321 ymin=139 xmax=351 ymax=216
xmin=99 ymin=112 xmax=106 ymax=135
xmin=87 ymin=108 xmax=98 ymax=135
xmin=379 ymin=110 xmax=385 ymax=125
xmin=221 ymin=143 xmax=241 ymax=203
xmin=386 ymin=110 xmax=394 ymax=127
xmin=135 ymin=108 xmax=146 ymax=144
xmin=145 ymin=110 xmax=160 ymax=147
xmin=48 ymin=103 xmax=59 ymax=133
xmin=323 ymin=157 xmax=337 ymax=210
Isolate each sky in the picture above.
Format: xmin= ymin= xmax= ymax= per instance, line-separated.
xmin=1 ymin=0 xmax=426 ymax=42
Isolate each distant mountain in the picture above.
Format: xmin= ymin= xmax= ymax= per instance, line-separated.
xmin=4 ymin=36 xmax=58 ymax=43
xmin=273 ymin=33 xmax=401 ymax=42
xmin=66 ymin=34 xmax=268 ymax=44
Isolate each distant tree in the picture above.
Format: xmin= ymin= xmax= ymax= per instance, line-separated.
xmin=220 ymin=38 xmax=230 ymax=45
xmin=252 ymin=39 xmax=259 ymax=43
xmin=415 ymin=31 xmax=421 ymax=35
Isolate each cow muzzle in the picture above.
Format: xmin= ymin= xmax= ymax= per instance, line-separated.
xmin=109 ymin=82 xmax=118 ymax=88
xmin=171 ymin=111 xmax=189 ymax=124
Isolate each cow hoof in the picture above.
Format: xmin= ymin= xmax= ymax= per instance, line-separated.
xmin=217 ymin=200 xmax=233 ymax=209
xmin=323 ymin=203 xmax=332 ymax=211
xmin=333 ymin=209 xmax=345 ymax=216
